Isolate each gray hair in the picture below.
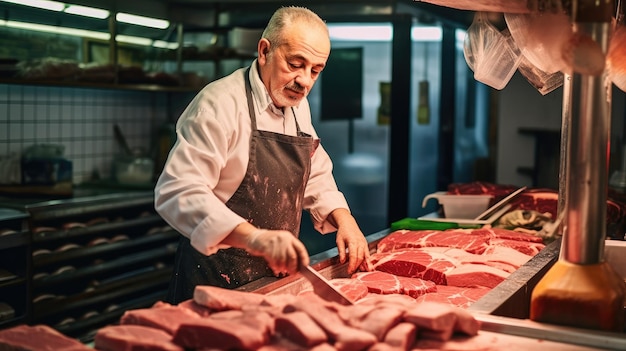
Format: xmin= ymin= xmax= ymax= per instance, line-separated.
xmin=261 ymin=6 xmax=328 ymax=50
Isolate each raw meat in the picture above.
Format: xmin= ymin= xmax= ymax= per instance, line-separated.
xmin=377 ymin=228 xmax=544 ymax=256
xmin=329 ymin=278 xmax=370 ymax=301
xmin=445 ymin=264 xmax=509 ymax=288
xmin=356 ymin=293 xmax=419 ymax=308
xmin=397 ymin=276 xmax=437 ymax=298
xmin=487 ymin=228 xmax=544 ymax=243
xmin=353 ymin=271 xmax=437 ymax=298
xmin=403 ymin=301 xmax=480 ymax=341
xmin=194 ymin=284 xmax=265 ymax=310
xmin=283 ymin=294 xmax=378 ymax=351
xmin=176 ymin=298 xmax=212 ymax=317
xmin=94 ymin=325 xmax=183 ymax=351
xmin=416 ymin=285 xmax=491 ymax=309
xmin=173 ymin=316 xmax=269 ymax=350
xmin=377 ymin=229 xmax=492 ymax=255
xmin=274 ymin=311 xmax=327 ymax=347
xmin=383 ymin=322 xmax=417 ymax=350
xmin=0 ymin=324 xmax=92 ymax=351
xmin=480 ymin=246 xmax=534 ymax=268
xmin=120 ymin=302 xmax=201 ymax=334
xmin=370 ymin=250 xmax=460 ymax=284
xmin=352 ymin=306 xmax=405 ymax=340
xmin=418 ymin=246 xmax=530 ymax=273
xmin=489 ymin=238 xmax=544 ymax=256
xmin=352 ymin=271 xmax=403 ymax=295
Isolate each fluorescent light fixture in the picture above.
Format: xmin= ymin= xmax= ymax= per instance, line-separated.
xmin=3 ymin=19 xmax=109 ymax=40
xmin=116 ymin=34 xmax=152 ymax=46
xmin=328 ymin=24 xmax=443 ymax=42
xmin=0 ymin=19 xmax=177 ymax=49
xmin=329 ymin=24 xmax=392 ymax=41
xmin=153 ymin=40 xmax=179 ymax=50
xmin=0 ymin=0 xmax=64 ymax=12
xmin=116 ymin=12 xmax=169 ymax=29
xmin=64 ymin=5 xmax=109 ymax=19
xmin=412 ymin=26 xmax=442 ymax=41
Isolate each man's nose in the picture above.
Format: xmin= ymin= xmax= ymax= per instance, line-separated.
xmin=295 ymin=72 xmax=313 ymax=89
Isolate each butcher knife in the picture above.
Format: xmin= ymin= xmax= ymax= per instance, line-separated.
xmin=299 ymin=265 xmax=354 ymax=305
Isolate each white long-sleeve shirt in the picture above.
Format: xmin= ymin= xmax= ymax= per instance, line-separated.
xmin=154 ymin=61 xmax=349 ymax=255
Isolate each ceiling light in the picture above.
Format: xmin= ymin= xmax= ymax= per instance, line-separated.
xmin=328 ymin=24 xmax=443 ymax=42
xmin=0 ymin=0 xmax=64 ymax=12
xmin=411 ymin=27 xmax=442 ymax=41
xmin=329 ymin=24 xmax=392 ymax=41
xmin=116 ymin=13 xmax=169 ymax=29
xmin=64 ymin=5 xmax=109 ymax=19
xmin=153 ymin=40 xmax=179 ymax=50
xmin=0 ymin=19 xmax=177 ymax=49
xmin=3 ymin=19 xmax=109 ymax=40
xmin=116 ymin=34 xmax=152 ymax=46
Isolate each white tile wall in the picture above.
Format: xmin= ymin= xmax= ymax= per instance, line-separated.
xmin=0 ymin=83 xmax=188 ymax=184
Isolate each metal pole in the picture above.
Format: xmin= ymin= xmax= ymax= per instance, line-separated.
xmin=561 ymin=0 xmax=613 ymax=264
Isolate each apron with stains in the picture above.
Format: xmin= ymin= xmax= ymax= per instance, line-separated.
xmin=166 ymin=67 xmax=319 ymax=304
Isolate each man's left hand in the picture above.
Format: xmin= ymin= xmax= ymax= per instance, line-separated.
xmin=330 ymin=209 xmax=372 ymax=274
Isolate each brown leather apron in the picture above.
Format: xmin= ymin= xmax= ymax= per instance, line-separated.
xmin=166 ymin=67 xmax=319 ymax=304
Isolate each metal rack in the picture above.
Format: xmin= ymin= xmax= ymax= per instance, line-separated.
xmin=0 ymin=191 xmax=179 ymax=342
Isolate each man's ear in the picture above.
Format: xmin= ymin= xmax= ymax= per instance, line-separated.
xmin=257 ymin=38 xmax=271 ymax=64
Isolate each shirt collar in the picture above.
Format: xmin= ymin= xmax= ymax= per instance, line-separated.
xmin=249 ymin=60 xmax=298 ymax=117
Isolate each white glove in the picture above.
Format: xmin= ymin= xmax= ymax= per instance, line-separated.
xmin=246 ymin=229 xmax=310 ymax=276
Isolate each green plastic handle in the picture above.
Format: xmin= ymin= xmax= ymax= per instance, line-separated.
xmin=390 ymin=218 xmax=480 ymax=231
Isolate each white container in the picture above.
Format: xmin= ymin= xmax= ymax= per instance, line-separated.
xmin=422 ymin=192 xmax=493 ymax=219
xmin=113 ymin=155 xmax=154 ymax=184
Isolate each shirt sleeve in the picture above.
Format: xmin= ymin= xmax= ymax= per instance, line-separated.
xmin=154 ymin=76 xmax=249 ymax=255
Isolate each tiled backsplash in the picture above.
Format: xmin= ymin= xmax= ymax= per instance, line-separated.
xmin=0 ymin=83 xmax=191 ymax=184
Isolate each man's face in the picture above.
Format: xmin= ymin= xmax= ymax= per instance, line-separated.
xmin=258 ymin=22 xmax=330 ymax=108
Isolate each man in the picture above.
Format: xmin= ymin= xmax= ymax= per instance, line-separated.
xmin=155 ymin=6 xmax=370 ymax=303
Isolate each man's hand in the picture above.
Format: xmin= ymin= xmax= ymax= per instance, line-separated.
xmin=330 ymin=209 xmax=372 ymax=274
xmin=246 ymin=229 xmax=310 ymax=276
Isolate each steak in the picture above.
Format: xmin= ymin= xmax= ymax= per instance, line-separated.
xmin=354 ymin=306 xmax=405 ymax=341
xmin=377 ymin=229 xmax=492 ymax=255
xmin=397 ymin=276 xmax=438 ymax=298
xmin=416 ymin=285 xmax=491 ymax=308
xmin=489 ymin=238 xmax=545 ymax=256
xmin=0 ymin=325 xmax=92 ymax=351
xmin=352 ymin=271 xmax=403 ymax=295
xmin=377 ymin=228 xmax=544 ymax=256
xmin=419 ymin=246 xmax=532 ymax=273
xmin=173 ymin=315 xmax=269 ymax=350
xmin=403 ymin=301 xmax=480 ymax=341
xmin=352 ymin=271 xmax=437 ymax=298
xmin=445 ymin=264 xmax=509 ymax=288
xmin=382 ymin=322 xmax=417 ymax=349
xmin=94 ymin=325 xmax=184 ymax=351
xmin=283 ymin=294 xmax=378 ymax=351
xmin=120 ymin=302 xmax=201 ymax=334
xmin=329 ymin=278 xmax=370 ymax=301
xmin=370 ymin=250 xmax=460 ymax=285
xmin=274 ymin=311 xmax=327 ymax=347
xmin=194 ymin=284 xmax=266 ymax=310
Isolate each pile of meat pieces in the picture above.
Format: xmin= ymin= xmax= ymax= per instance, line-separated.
xmin=91 ymin=285 xmax=480 ymax=351
xmin=328 ymin=227 xmax=544 ymax=307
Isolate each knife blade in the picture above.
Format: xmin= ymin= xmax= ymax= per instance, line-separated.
xmin=299 ymin=265 xmax=353 ymax=305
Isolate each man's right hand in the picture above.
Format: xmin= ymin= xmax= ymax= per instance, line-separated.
xmin=246 ymin=229 xmax=310 ymax=276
